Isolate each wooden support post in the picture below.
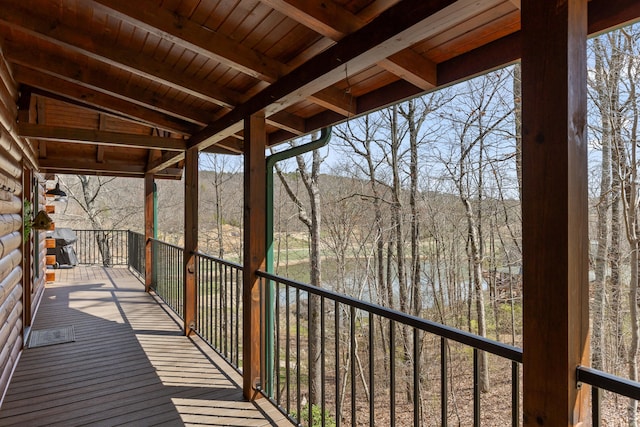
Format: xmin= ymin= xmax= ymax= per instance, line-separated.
xmin=183 ymin=148 xmax=198 ymax=336
xmin=521 ymin=0 xmax=589 ymax=425
xmin=144 ymin=172 xmax=154 ymax=292
xmin=243 ymin=111 xmax=266 ymax=400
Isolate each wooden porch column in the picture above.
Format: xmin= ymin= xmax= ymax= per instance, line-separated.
xmin=243 ymin=111 xmax=266 ymax=400
xmin=144 ymin=172 xmax=154 ymax=293
xmin=183 ymin=148 xmax=198 ymax=335
xmin=521 ymin=0 xmax=589 ymax=425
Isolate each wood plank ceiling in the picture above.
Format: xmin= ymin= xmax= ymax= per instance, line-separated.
xmin=0 ymin=0 xmax=638 ymax=178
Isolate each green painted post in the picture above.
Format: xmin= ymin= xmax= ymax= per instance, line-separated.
xmin=152 ymin=182 xmax=158 ymax=286
xmin=153 ymin=182 xmax=158 ymax=239
xmin=264 ymin=128 xmax=331 ymax=396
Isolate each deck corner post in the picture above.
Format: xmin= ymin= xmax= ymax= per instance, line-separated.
xmin=243 ymin=111 xmax=267 ymax=400
xmin=184 ymin=148 xmax=198 ymax=336
xmin=521 ymin=0 xmax=590 ymax=425
xmin=144 ymin=172 xmax=154 ymax=293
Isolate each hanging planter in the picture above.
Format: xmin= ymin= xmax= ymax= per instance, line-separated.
xmin=23 ymin=200 xmax=32 ymax=243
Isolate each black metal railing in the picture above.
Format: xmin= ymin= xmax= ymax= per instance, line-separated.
xmin=127 ymin=231 xmax=145 ymax=279
xmin=151 ymin=238 xmax=184 ymax=318
xmin=73 ymin=229 xmax=129 ymax=266
xmin=194 ymin=252 xmax=243 ymax=371
xmin=577 ymin=365 xmax=640 ymax=426
xmin=256 ymin=270 xmax=523 ymax=427
xmin=70 ymin=233 xmax=640 ymax=425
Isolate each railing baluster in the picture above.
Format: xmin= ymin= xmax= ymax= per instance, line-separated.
xmin=335 ymin=300 xmax=340 ymax=427
xmin=369 ymin=312 xmax=375 ymax=427
xmin=276 ymin=281 xmax=282 ymax=407
xmin=350 ymin=305 xmax=356 ymax=427
xmin=474 ymin=348 xmax=480 ymax=426
xmin=512 ymin=361 xmax=519 ymax=427
xmin=592 ymin=385 xmax=601 ymax=427
xmin=286 ymin=283 xmax=291 ymax=414
xmin=321 ymin=296 xmax=326 ymax=427
xmin=390 ymin=320 xmax=395 ymax=427
xmin=414 ymin=328 xmax=420 ymax=427
xmin=441 ymin=337 xmax=448 ymax=427
xmin=296 ymin=287 xmax=301 ymax=425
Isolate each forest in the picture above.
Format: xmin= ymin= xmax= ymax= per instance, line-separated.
xmin=51 ymin=23 xmax=640 ymax=425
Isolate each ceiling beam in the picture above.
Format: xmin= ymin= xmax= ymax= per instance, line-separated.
xmin=0 ymin=4 xmax=243 ymax=108
xmin=266 ymin=111 xmax=305 ymax=136
xmin=147 ymin=150 xmax=186 ymax=175
xmin=271 ymin=0 xmax=640 ymax=148
xmin=1 ymin=10 xmax=338 ymax=136
xmin=189 ymin=0 xmax=461 ymax=149
xmin=39 ymin=157 xmax=146 ymax=174
xmin=3 ymin=41 xmax=214 ymax=125
xmin=18 ymin=123 xmax=187 ymax=151
xmin=15 ymin=68 xmax=198 ymax=135
xmin=261 ymin=0 xmax=438 ymax=89
xmin=41 ymin=165 xmax=182 ymax=179
xmin=91 ymin=0 xmax=287 ymax=83
xmin=378 ymin=51 xmax=437 ymax=90
xmin=260 ymin=0 xmax=361 ymax=40
xmin=588 ymin=0 xmax=640 ymax=34
xmin=309 ymin=87 xmax=357 ymax=117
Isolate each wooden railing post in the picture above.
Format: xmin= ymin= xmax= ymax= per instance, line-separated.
xmin=521 ymin=0 xmax=590 ymax=425
xmin=183 ymin=148 xmax=198 ymax=335
xmin=243 ymin=111 xmax=266 ymax=400
xmin=144 ymin=172 xmax=154 ymax=292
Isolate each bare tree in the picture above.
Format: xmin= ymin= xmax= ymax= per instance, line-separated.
xmin=62 ymin=175 xmax=141 ymax=266
xmin=274 ymin=137 xmax=325 ymax=412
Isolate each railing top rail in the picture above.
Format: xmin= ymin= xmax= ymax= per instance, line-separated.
xmin=577 ymin=366 xmax=640 ymax=401
xmin=257 ymin=269 xmax=523 ymax=363
xmin=150 ymin=238 xmax=185 ymax=251
xmin=193 ymin=251 xmax=243 ymax=269
xmin=73 ymin=229 xmax=130 ymax=232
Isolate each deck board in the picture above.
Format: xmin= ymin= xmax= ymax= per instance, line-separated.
xmin=0 ymin=266 xmax=292 ymax=427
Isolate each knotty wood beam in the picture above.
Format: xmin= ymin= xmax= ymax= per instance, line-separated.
xmin=521 ymin=0 xmax=589 ymax=425
xmin=18 ymin=123 xmax=186 ymax=151
xmin=144 ymin=173 xmax=154 ymax=292
xmin=38 ymin=157 xmax=146 ymax=174
xmin=189 ymin=0 xmax=458 ymax=149
xmin=243 ymin=112 xmax=266 ymax=400
xmin=0 ymin=4 xmax=243 ymax=108
xmin=183 ymin=148 xmax=198 ymax=336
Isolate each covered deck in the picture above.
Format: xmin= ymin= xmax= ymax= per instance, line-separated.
xmin=0 ymin=266 xmax=290 ymax=426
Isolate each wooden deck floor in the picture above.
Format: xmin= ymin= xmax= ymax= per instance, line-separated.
xmin=0 ymin=266 xmax=292 ymax=427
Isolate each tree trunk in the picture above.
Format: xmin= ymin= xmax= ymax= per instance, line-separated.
xmin=591 ymin=37 xmax=611 ymax=371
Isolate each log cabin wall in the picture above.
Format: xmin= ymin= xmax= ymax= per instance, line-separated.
xmin=0 ymin=47 xmax=41 ymax=400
